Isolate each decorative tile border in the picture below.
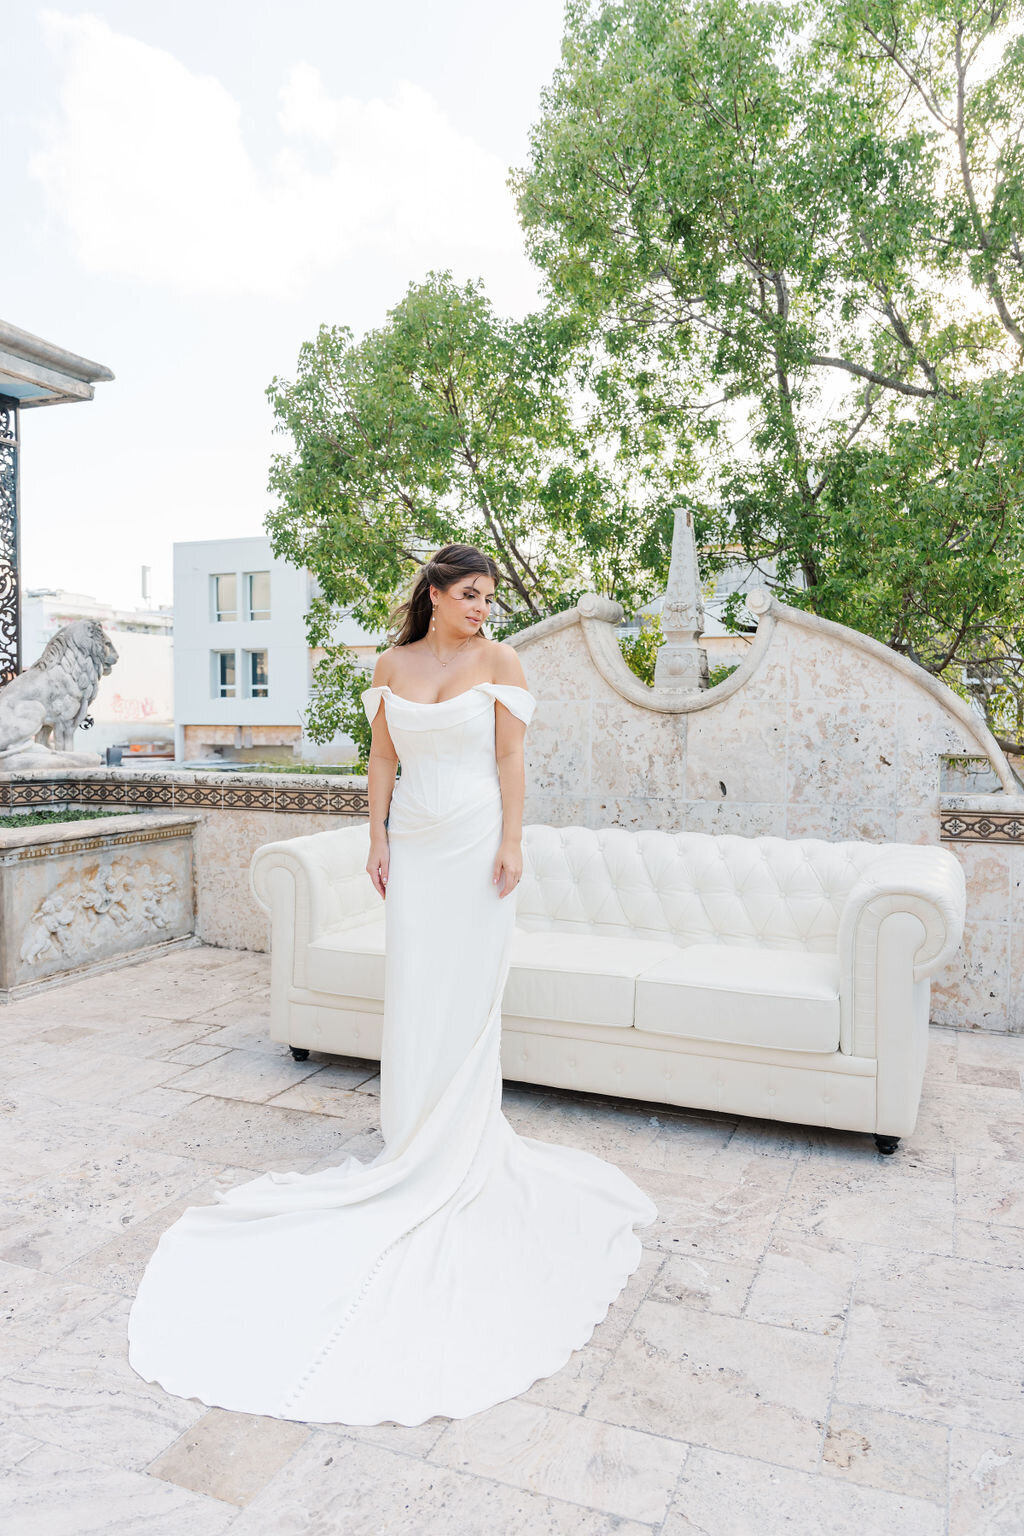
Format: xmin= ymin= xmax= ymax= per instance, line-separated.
xmin=0 ymin=822 xmax=193 ymax=865
xmin=222 ymin=786 xmax=275 ymax=810
xmin=127 ymin=781 xmax=175 ymax=807
xmin=275 ymin=788 xmax=333 ymax=813
xmin=940 ymin=811 xmax=1024 ymax=844
xmin=332 ymin=789 xmax=368 ymax=815
xmin=9 ymin=769 xmax=1023 ymax=849
xmin=9 ymin=781 xmax=55 ymax=807
xmin=0 ymin=772 xmax=370 ymax=818
xmin=76 ymin=780 xmax=128 ymax=804
xmin=171 ymin=783 xmax=224 ymax=809
xmin=2 ymin=773 xmax=1013 ymax=836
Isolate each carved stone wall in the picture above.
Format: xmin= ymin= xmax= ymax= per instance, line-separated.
xmin=509 ymin=593 xmax=1023 ymax=1034
xmin=0 ymin=813 xmax=196 ymax=997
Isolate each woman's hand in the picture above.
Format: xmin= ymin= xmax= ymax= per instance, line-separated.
xmin=366 ymin=835 xmax=390 ymax=900
xmin=492 ymin=839 xmax=523 ymax=899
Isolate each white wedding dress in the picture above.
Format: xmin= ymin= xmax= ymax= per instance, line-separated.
xmin=127 ymin=683 xmax=656 ymax=1425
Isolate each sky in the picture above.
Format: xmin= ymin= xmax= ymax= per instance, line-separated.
xmin=2 ymin=1 xmax=565 ymax=611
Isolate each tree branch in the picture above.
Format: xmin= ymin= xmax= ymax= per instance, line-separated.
xmin=807 ymin=354 xmax=941 ymax=397
xmin=860 ymin=21 xmax=953 ymax=129
xmin=953 ymin=22 xmax=1024 ymax=349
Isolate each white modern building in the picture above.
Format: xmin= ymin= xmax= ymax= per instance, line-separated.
xmin=21 ymin=589 xmax=173 ymax=759
xmin=173 ymin=536 xmax=378 ymax=765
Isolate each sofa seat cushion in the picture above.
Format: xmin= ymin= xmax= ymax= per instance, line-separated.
xmin=635 ymin=944 xmax=840 ymax=1054
xmin=306 ymin=917 xmax=385 ymax=999
xmin=505 ymin=930 xmax=677 ymax=1029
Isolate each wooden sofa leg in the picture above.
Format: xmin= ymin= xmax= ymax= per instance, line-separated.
xmin=874 ymin=1134 xmax=900 ymax=1156
xmin=290 ymin=1047 xmax=310 ymax=1062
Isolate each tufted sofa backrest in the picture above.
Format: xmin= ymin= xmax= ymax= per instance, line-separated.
xmin=519 ymin=825 xmax=885 ymax=952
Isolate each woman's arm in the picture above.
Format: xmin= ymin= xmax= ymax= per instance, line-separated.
xmin=492 ymin=645 xmax=529 ymax=899
xmin=366 ymin=654 xmax=399 ymax=900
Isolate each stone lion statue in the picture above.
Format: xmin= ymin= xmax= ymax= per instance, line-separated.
xmin=0 ymin=619 xmax=119 ymax=764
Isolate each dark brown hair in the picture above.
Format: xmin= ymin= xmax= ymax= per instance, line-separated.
xmin=389 ymin=544 xmax=500 ymax=646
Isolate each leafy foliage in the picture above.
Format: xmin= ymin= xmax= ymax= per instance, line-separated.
xmin=305 ymin=645 xmax=376 ymax=764
xmin=3 ymin=809 xmax=127 ymax=826
xmin=516 ymin=0 xmax=1024 ymax=734
xmin=267 ymin=0 xmax=1024 ymax=747
xmin=267 ymin=273 xmax=697 ymax=649
xmin=619 ymin=614 xmax=664 ymax=684
xmin=217 ymin=761 xmax=362 ymax=775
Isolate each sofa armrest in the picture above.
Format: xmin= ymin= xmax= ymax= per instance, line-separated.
xmin=251 ymin=823 xmax=375 ymax=933
xmin=836 ymin=846 xmax=966 ymax=1057
xmin=250 ymin=824 xmax=375 ymax=992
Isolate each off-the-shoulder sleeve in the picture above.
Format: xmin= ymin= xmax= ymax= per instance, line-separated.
xmin=477 ymin=683 xmax=537 ymax=727
xmin=361 ymin=685 xmax=389 ymax=725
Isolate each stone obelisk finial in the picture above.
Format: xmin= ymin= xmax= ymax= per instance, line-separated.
xmin=653 ymin=507 xmax=709 ymax=691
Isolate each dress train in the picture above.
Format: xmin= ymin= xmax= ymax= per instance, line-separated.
xmin=127 ymin=683 xmax=656 ymax=1424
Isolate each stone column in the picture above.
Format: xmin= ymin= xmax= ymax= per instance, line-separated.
xmin=653 ymin=507 xmax=709 ymax=692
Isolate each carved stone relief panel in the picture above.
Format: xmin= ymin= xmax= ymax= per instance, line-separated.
xmin=19 ymin=856 xmax=178 ymax=967
xmin=0 ymin=819 xmax=195 ymax=993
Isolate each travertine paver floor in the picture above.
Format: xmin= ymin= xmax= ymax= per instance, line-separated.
xmin=1 ymin=944 xmax=1022 ymax=1534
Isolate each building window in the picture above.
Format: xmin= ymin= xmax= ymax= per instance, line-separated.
xmin=212 ymin=574 xmax=237 ymax=622
xmin=213 ymin=650 xmax=236 ymax=698
xmin=247 ymin=649 xmax=269 ymax=698
xmin=246 ymin=571 xmax=270 ymax=621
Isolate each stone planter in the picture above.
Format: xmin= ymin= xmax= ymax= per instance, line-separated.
xmin=0 ymin=768 xmax=370 ymax=954
xmin=0 ymin=812 xmax=198 ymax=1001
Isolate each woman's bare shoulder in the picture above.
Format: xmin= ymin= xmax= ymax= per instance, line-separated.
xmin=487 ymin=640 xmax=528 ymax=688
xmin=370 ymin=648 xmax=400 ymax=685
xmin=373 ymin=642 xmax=430 ymax=686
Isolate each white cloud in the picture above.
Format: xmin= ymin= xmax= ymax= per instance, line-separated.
xmin=31 ymin=12 xmax=536 ymax=307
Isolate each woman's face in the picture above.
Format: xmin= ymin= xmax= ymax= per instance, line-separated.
xmin=431 ymin=574 xmax=496 ymax=637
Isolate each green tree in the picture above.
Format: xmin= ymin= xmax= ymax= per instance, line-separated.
xmin=267 ymin=272 xmax=697 ymax=659
xmin=305 ymin=642 xmax=377 ymax=765
xmin=516 ymin=0 xmax=1024 ymax=737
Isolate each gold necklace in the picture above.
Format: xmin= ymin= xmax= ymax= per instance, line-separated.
xmin=426 ymin=634 xmax=473 ymax=669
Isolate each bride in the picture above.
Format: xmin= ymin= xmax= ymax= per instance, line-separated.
xmin=127 ymin=543 xmax=656 ymax=1425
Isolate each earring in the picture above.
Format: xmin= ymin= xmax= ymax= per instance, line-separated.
xmin=431 ymin=605 xmax=436 ymax=632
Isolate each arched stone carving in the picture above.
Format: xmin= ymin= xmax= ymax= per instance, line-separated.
xmin=525 ymin=589 xmax=1014 ymax=790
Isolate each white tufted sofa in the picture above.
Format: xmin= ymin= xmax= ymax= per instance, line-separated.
xmin=251 ymin=823 xmax=966 ymax=1153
